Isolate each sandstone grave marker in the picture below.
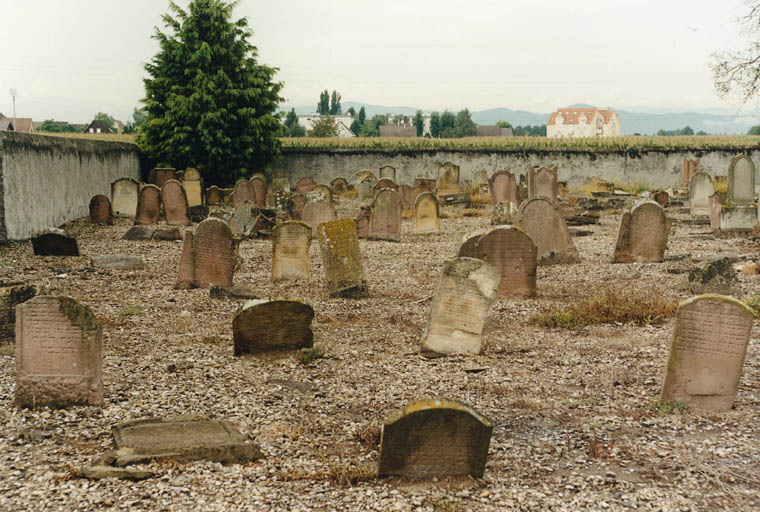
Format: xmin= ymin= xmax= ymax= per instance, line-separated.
xmin=161 ymin=180 xmax=191 ymax=226
xmin=379 ymin=165 xmax=397 ymax=182
xmin=206 ymin=186 xmax=223 ymax=205
xmin=152 ymin=168 xmax=176 ymax=188
xmin=135 ymin=184 xmax=161 ymax=225
xmin=317 ymin=219 xmax=368 ymax=298
xmin=233 ymin=180 xmax=255 ymax=206
xmin=517 ymin=197 xmax=579 ymax=265
xmin=354 ymin=169 xmax=376 ymax=189
xmin=414 ymin=191 xmax=440 ymax=233
xmin=249 ymin=176 xmax=267 ymax=208
xmin=613 ymin=201 xmax=671 ymax=263
xmin=688 ymin=172 xmax=714 ymax=217
xmin=721 ymin=154 xmax=757 ymax=230
xmin=488 ymin=171 xmax=520 ymax=205
xmin=228 ymin=201 xmax=258 ymax=238
xmin=527 ymin=166 xmax=558 ymax=202
xmin=358 ymin=176 xmax=378 ymax=203
xmin=181 ymin=168 xmax=204 ymax=207
xmin=490 ymin=201 xmax=518 ymax=225
xmin=330 ymin=177 xmax=349 ymax=193
xmin=176 ymin=218 xmax=236 ymax=289
xmin=437 ymin=162 xmax=461 ymax=196
xmin=295 ymin=176 xmax=317 ymax=195
xmin=682 ymin=159 xmax=699 ymax=188
xmin=89 ymin=195 xmax=113 ymax=225
xmin=272 ymin=221 xmax=312 ymax=282
xmin=370 ymin=188 xmax=402 ymax=241
xmin=233 ymin=299 xmax=314 ymax=355
xmin=302 ymin=200 xmax=337 ymax=237
xmin=111 ymin=178 xmax=140 ymax=217
xmin=474 ymin=226 xmax=537 ymax=297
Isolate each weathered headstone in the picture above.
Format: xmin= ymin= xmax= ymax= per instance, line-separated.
xmin=379 ymin=165 xmax=397 ymax=182
xmin=474 ymin=226 xmax=537 ymax=298
xmin=710 ymin=193 xmax=723 ymax=232
xmin=517 ymin=197 xmax=580 ymax=265
xmin=15 ymin=296 xmax=103 ymax=407
xmin=688 ymin=172 xmax=714 ymax=217
xmin=134 ymin=184 xmax=161 ymax=225
xmin=397 ymin=184 xmax=416 ymax=211
xmin=111 ymin=178 xmax=140 ymax=217
xmin=689 ymin=258 xmax=740 ymax=295
xmin=290 ymin=192 xmax=305 ymax=218
xmin=272 ymin=221 xmax=312 ymax=282
xmin=330 ymin=177 xmax=349 ymax=193
xmin=490 ymin=201 xmax=518 ymax=226
xmin=295 ymin=176 xmax=317 ymax=195
xmin=370 ymin=189 xmax=402 ymax=241
xmin=415 ymin=178 xmax=436 ymax=191
xmin=233 ymin=299 xmax=314 ymax=355
xmin=302 ymin=200 xmax=337 ymax=237
xmin=489 ymin=171 xmax=520 ymax=206
xmin=152 ymin=168 xmax=176 ymax=188
xmin=612 ymin=201 xmax=671 ymax=263
xmin=317 ymin=219 xmax=368 ymax=298
xmin=653 ymin=190 xmax=669 ymax=208
xmin=355 ymin=207 xmax=371 ymax=239
xmin=228 ymin=201 xmax=258 ymax=238
xmin=457 ymin=230 xmax=487 ymax=258
xmin=206 ymin=186 xmax=223 ymax=205
xmin=0 ymin=284 xmax=36 ymax=344
xmin=249 ymin=176 xmax=267 ymax=208
xmin=682 ymin=159 xmax=699 ymax=188
xmin=354 ymin=170 xmax=376 ymax=189
xmin=420 ymin=258 xmax=500 ymax=355
xmin=233 ymin=180 xmax=255 ymax=206
xmin=437 ymin=162 xmax=461 ymax=196
xmin=122 ymin=225 xmax=156 ymax=241
xmin=721 ymin=154 xmax=757 ymax=230
xmin=414 ymin=192 xmax=440 ymax=234
xmin=89 ymin=195 xmax=113 ymax=225
xmin=161 ymin=180 xmax=191 ymax=226
xmin=181 ymin=168 xmax=204 ymax=207
xmin=527 ymin=166 xmax=558 ymax=202
xmin=176 ymin=218 xmax=236 ymax=289
xmin=374 ymin=178 xmax=398 ymax=194
xmin=358 ymin=177 xmax=377 ymax=203
xmin=32 ymin=229 xmax=79 ymax=256
xmin=378 ymin=399 xmax=493 ymax=479
xmin=90 ymin=255 xmax=144 ymax=271
xmin=661 ymin=294 xmax=754 ymax=412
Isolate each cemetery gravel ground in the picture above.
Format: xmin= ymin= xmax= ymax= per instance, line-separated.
xmin=1 ymin=196 xmax=760 ymax=511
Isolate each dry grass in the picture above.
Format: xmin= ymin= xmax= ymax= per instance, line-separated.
xmin=531 ymin=289 xmax=678 ymax=329
xmin=35 ymin=132 xmax=137 ymax=144
xmin=469 ymin=190 xmax=493 ymax=205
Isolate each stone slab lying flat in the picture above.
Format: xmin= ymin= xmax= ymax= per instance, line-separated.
xmin=79 ymin=465 xmax=154 ymax=480
xmin=90 ymin=255 xmax=144 ymax=271
xmin=111 ymin=416 xmax=261 ymax=465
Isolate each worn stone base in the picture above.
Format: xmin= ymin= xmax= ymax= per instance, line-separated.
xmin=720 ymin=205 xmax=757 ymax=231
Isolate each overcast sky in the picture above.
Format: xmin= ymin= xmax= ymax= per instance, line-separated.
xmin=0 ymin=0 xmax=757 ymax=123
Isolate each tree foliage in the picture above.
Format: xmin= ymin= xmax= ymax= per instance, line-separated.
xmin=497 ymin=120 xmax=512 ymax=129
xmin=711 ymin=2 xmax=760 ymax=102
xmin=140 ymin=0 xmax=283 ymax=186
xmin=317 ymin=90 xmax=330 ymax=115
xmin=308 ymin=116 xmax=339 ymax=137
xmin=748 ymin=125 xmax=760 ymax=135
xmin=346 ymin=106 xmax=356 ymax=117
xmin=329 ymin=90 xmax=342 ymax=115
xmin=358 ymin=106 xmax=366 ymax=124
xmin=512 ymin=125 xmax=546 ymax=136
xmin=94 ymin=112 xmax=116 ymax=129
xmin=414 ymin=110 xmax=424 ymax=136
xmin=37 ymin=120 xmax=80 ymax=132
xmin=284 ymin=108 xmax=306 ymax=136
xmin=124 ymin=107 xmax=146 ymax=133
xmin=657 ymin=126 xmax=695 ymax=136
xmin=430 ymin=112 xmax=442 ymax=137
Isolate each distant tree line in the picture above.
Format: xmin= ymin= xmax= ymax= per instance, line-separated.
xmin=748 ymin=125 xmax=760 ymax=135
xmin=495 ymin=121 xmax=547 ymax=136
xmin=656 ymin=126 xmax=707 ymax=136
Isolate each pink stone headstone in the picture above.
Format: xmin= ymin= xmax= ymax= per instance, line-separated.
xmin=161 ymin=180 xmax=191 ymax=226
xmin=89 ymin=195 xmax=113 ymax=225
xmin=135 ymin=185 xmax=161 ymax=225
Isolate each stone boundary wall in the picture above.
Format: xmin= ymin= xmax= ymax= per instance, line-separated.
xmin=274 ymin=147 xmax=760 ymax=190
xmin=0 ymin=132 xmax=140 ymax=240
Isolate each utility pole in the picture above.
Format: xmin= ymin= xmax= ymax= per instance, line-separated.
xmin=9 ymin=88 xmax=17 ymax=130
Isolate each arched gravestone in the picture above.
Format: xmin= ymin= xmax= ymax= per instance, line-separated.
xmin=251 ymin=172 xmax=267 ymax=184
xmin=472 ymin=170 xmax=488 ymax=191
xmin=378 ymin=399 xmax=493 ymax=479
xmin=249 ymin=176 xmax=267 ymax=208
xmin=419 ymin=257 xmax=500 ymax=356
xmin=206 ymin=186 xmax=223 ymax=205
xmin=653 ymin=190 xmax=669 ymax=208
xmin=437 ymin=162 xmax=461 ymax=196
xmin=379 ymin=165 xmax=397 ymax=182
xmin=161 ymin=180 xmax=191 ymax=226
xmin=181 ymin=168 xmax=204 ymax=207
xmin=457 ymin=229 xmax=488 ymax=258
xmin=489 ymin=171 xmax=520 ymax=206
xmin=330 ymin=177 xmax=349 ymax=193
xmin=272 ymin=221 xmax=312 ymax=282
xmin=414 ymin=192 xmax=440 ymax=234
xmin=312 ymin=184 xmax=333 ymax=204
xmin=358 ymin=176 xmax=377 ymax=203
xmin=295 ymin=176 xmax=317 ymax=195
xmin=302 ymin=200 xmax=337 ymax=237
xmin=474 ymin=226 xmax=537 ymax=298
xmin=228 ymin=200 xmax=258 ymax=238
xmin=370 ymin=189 xmax=402 ymax=241
xmin=354 ymin=169 xmax=376 ymax=189
xmin=613 ymin=201 xmax=671 ymax=263
xmin=721 ymin=154 xmax=757 ymax=231
xmin=134 ymin=185 xmax=161 ymax=225
xmin=233 ymin=179 xmax=255 ymax=206
xmin=373 ymin=178 xmax=398 ymax=195
xmin=111 ymin=178 xmax=140 ymax=217
xmin=661 ymin=294 xmax=755 ymax=412
xmin=89 ymin=195 xmax=113 ymax=225
xmin=517 ymin=197 xmax=580 ymax=265
xmin=688 ymin=172 xmax=714 ymax=217
xmin=527 ymin=166 xmax=558 ymax=202
xmin=15 ymin=295 xmax=103 ymax=408
xmin=176 ymin=218 xmax=236 ymax=289
xmin=32 ymin=229 xmax=79 ymax=256
xmin=152 ymin=168 xmax=176 ymax=188
xmin=233 ymin=299 xmax=314 ymax=355
xmin=317 ymin=219 xmax=368 ymax=298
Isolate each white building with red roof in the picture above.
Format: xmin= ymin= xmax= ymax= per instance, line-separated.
xmin=546 ymin=107 xmax=621 ymax=138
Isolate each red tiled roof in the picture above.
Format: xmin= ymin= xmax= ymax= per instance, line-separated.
xmin=547 ymin=108 xmax=617 ymax=126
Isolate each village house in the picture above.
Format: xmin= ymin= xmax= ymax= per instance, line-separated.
xmin=546 ymin=107 xmax=621 ymax=138
xmin=0 ymin=117 xmax=36 ymax=133
xmin=296 ymin=115 xmax=356 ymax=138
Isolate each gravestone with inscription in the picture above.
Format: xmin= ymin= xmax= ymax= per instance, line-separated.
xmin=721 ymin=154 xmax=757 ymax=230
xmin=176 ymin=218 xmax=236 ymax=289
xmin=152 ymin=168 xmax=176 ymax=188
xmin=517 ymin=197 xmax=580 ymax=265
xmin=233 ymin=180 xmax=255 ymax=206
xmin=420 ymin=257 xmax=500 ymax=355
xmin=370 ymin=189 xmax=402 ymax=241
xmin=474 ymin=226 xmax=537 ymax=297
xmin=89 ymin=195 xmax=113 ymax=225
xmin=457 ymin=229 xmax=488 ymax=258
xmin=661 ymin=294 xmax=755 ymax=412
xmin=272 ymin=221 xmax=312 ymax=282
xmin=233 ymin=299 xmax=314 ymax=355
xmin=437 ymin=162 xmax=461 ymax=196
xmin=489 ymin=171 xmax=520 ymax=206
xmin=15 ymin=295 xmax=103 ymax=407
xmin=317 ymin=219 xmax=368 ymax=298
xmin=249 ymin=176 xmax=267 ymax=208
xmin=378 ymin=399 xmax=493 ymax=479
xmin=181 ymin=168 xmax=204 ymax=207
xmin=613 ymin=201 xmax=671 ymax=263
xmin=330 ymin=177 xmax=349 ymax=193
xmin=414 ymin=192 xmax=440 ymax=233
xmin=302 ymin=200 xmax=337 ymax=237
xmin=295 ymin=177 xmax=317 ymax=195
xmin=135 ymin=184 xmax=161 ymax=225
xmin=528 ymin=166 xmax=558 ymax=202
xmin=111 ymin=178 xmax=140 ymax=217
xmin=161 ymin=180 xmax=191 ymax=226
xmin=379 ymin=165 xmax=397 ymax=182
xmin=689 ymin=172 xmax=714 ymax=217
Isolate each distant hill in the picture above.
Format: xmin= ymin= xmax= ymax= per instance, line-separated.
xmin=282 ymin=102 xmax=759 ymax=135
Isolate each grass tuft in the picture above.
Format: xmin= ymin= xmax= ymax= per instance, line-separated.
xmin=299 ymin=345 xmax=325 ymax=364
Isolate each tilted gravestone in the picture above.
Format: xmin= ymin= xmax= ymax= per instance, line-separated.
xmin=249 ymin=176 xmax=267 ymax=208
xmin=688 ymin=258 xmax=740 ymax=296
xmin=233 ymin=299 xmax=314 ymax=355
xmin=89 ymin=195 xmax=113 ymax=225
xmin=176 ymin=218 xmax=236 ymax=289
xmin=233 ymin=180 xmax=255 ymax=206
xmin=228 ymin=201 xmax=258 ymax=239
xmin=161 ymin=180 xmax=191 ymax=226
xmin=370 ymin=189 xmax=402 ymax=241
xmin=661 ymin=294 xmax=755 ymax=412
xmin=474 ymin=226 xmax=537 ymax=298
xmin=490 ymin=201 xmax=518 ymax=226
xmin=272 ymin=221 xmax=312 ymax=282
xmin=206 ymin=186 xmax=223 ymax=205
xmin=32 ymin=228 xmax=79 ymax=256
xmin=317 ymin=219 xmax=368 ymax=298
xmin=527 ymin=166 xmax=558 ymax=202
xmin=111 ymin=178 xmax=140 ymax=217
xmin=688 ymin=172 xmax=714 ymax=217
xmin=295 ymin=176 xmax=317 ymax=195
xmin=414 ymin=191 xmax=440 ymax=234
xmin=181 ymin=168 xmax=204 ymax=207
xmin=489 ymin=171 xmax=520 ymax=206
xmin=420 ymin=257 xmax=500 ymax=356
xmin=378 ymin=399 xmax=493 ymax=479
xmin=135 ymin=184 xmax=161 ymax=225
xmin=721 ymin=154 xmax=757 ymax=230
xmin=354 ymin=169 xmax=376 ymax=189
xmin=302 ymin=200 xmax=337 ymax=237
xmin=379 ymin=165 xmax=397 ymax=182
xmin=613 ymin=201 xmax=671 ymax=263
xmin=15 ymin=295 xmax=103 ymax=407
xmin=437 ymin=162 xmax=461 ymax=196
xmin=330 ymin=177 xmax=349 ymax=193
xmin=517 ymin=197 xmax=580 ymax=265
